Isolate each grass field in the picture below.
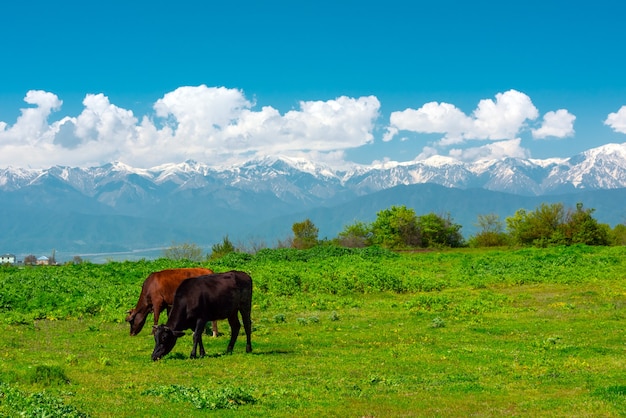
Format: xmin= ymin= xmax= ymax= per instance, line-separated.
xmin=1 ymin=246 xmax=626 ymax=416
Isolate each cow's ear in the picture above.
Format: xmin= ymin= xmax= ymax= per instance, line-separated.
xmin=173 ymin=330 xmax=185 ymax=337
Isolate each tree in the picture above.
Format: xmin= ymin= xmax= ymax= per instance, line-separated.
xmin=336 ymin=221 xmax=371 ymax=248
xmin=561 ymin=203 xmax=610 ymax=245
xmin=24 ymin=254 xmax=37 ymax=265
xmin=416 ymin=212 xmax=464 ymax=248
xmin=611 ymin=223 xmax=626 ymax=245
xmin=162 ymin=242 xmax=204 ymax=261
xmin=469 ymin=213 xmax=510 ymax=247
xmin=506 ymin=203 xmax=565 ymax=246
xmin=506 ymin=202 xmax=609 ymax=247
xmin=209 ymin=236 xmax=237 ymax=260
xmin=370 ymin=205 xmax=420 ymax=249
xmin=292 ymin=219 xmax=319 ymax=249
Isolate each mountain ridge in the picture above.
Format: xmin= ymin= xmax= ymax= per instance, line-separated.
xmin=1 ymin=142 xmax=626 ymax=260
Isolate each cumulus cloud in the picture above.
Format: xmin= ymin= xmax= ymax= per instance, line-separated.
xmin=605 ymin=106 xmax=626 ymax=134
xmin=531 ymin=109 xmax=576 ymax=139
xmin=0 ymin=86 xmax=584 ymax=169
xmin=386 ymin=90 xmax=540 ymax=144
xmin=449 ymin=138 xmax=529 ymax=162
xmin=387 ymin=102 xmax=473 ymax=144
xmin=471 ymin=90 xmax=539 ymax=140
xmin=385 ymin=89 xmax=578 ymax=162
xmin=0 ymin=90 xmax=62 ymax=145
xmin=0 ymin=86 xmax=380 ymax=169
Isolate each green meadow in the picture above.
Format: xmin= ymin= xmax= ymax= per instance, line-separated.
xmin=1 ymin=245 xmax=626 ymax=417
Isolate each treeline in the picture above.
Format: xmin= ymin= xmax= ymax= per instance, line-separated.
xmin=158 ymin=201 xmax=626 ymax=263
xmin=329 ymin=202 xmax=623 ymax=249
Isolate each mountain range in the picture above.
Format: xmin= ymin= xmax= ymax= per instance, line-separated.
xmin=2 ymin=142 xmax=626 ymax=262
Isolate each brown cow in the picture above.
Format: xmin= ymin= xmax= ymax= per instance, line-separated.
xmin=126 ymin=268 xmax=218 ymax=336
xmin=152 ymin=270 xmax=253 ymax=361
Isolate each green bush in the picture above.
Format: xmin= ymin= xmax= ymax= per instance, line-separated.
xmin=142 ymin=384 xmax=256 ymax=410
xmin=0 ymin=382 xmax=88 ymax=417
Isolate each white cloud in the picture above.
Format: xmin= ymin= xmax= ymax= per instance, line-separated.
xmin=531 ymin=109 xmax=576 ymax=139
xmin=605 ymin=106 xmax=626 ymax=134
xmin=0 ymin=87 xmax=586 ymax=169
xmin=387 ymin=101 xmax=473 ymax=144
xmin=154 ymin=86 xmax=251 ymax=138
xmin=387 ymin=90 xmax=540 ymax=144
xmin=0 ymin=86 xmax=380 ymax=169
xmin=449 ymin=138 xmax=529 ymax=162
xmin=385 ymin=90 xmax=581 ymax=163
xmin=470 ymin=90 xmax=539 ymax=140
xmin=0 ymin=90 xmax=62 ymax=145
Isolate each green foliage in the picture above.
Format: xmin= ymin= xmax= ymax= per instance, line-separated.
xmin=3 ymin=245 xmax=626 ymax=324
xmin=507 ymin=203 xmax=564 ymax=246
xmin=28 ymin=365 xmax=70 ymax=386
xmin=469 ymin=213 xmax=511 ymax=247
xmin=162 ymin=241 xmax=204 ymax=261
xmin=506 ymin=202 xmax=610 ymax=247
xmin=467 ymin=231 xmax=511 ymax=247
xmin=142 ymin=384 xmax=256 ymax=410
xmin=273 ymin=313 xmax=286 ymax=323
xmin=561 ymin=203 xmax=611 ymax=245
xmin=0 ymin=382 xmax=89 ymax=417
xmin=430 ymin=317 xmax=445 ymax=328
xmin=611 ymin=223 xmax=626 ymax=245
xmin=209 ymin=235 xmax=237 ymax=260
xmin=370 ymin=205 xmax=420 ymax=249
xmin=416 ymin=212 xmax=464 ymax=248
xmin=336 ymin=221 xmax=372 ymax=248
xmin=368 ymin=206 xmax=464 ymax=249
xmin=2 ymin=247 xmax=626 ymax=415
xmin=292 ymin=218 xmax=319 ymax=249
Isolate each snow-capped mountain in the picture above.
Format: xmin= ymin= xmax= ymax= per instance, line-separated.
xmin=4 ymin=142 xmax=626 ymax=198
xmin=1 ymin=142 xmax=626 ymax=259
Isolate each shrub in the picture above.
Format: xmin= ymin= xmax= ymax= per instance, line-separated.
xmin=209 ymin=236 xmax=237 ymax=260
xmin=292 ymin=219 xmax=319 ymax=249
xmin=0 ymin=382 xmax=88 ymax=417
xmin=142 ymin=384 xmax=256 ymax=410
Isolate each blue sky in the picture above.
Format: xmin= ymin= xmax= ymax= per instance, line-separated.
xmin=1 ymin=0 xmax=625 ymax=169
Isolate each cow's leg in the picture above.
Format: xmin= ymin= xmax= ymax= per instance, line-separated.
xmin=226 ymin=314 xmax=241 ymax=354
xmin=153 ymin=308 xmax=160 ymax=326
xmin=241 ymin=309 xmax=253 ymax=353
xmin=204 ymin=321 xmax=219 ymax=337
xmin=191 ymin=320 xmax=207 ymax=358
xmin=152 ymin=300 xmax=166 ymax=331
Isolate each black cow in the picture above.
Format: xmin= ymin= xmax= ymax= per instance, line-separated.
xmin=151 ymin=270 xmax=253 ymax=361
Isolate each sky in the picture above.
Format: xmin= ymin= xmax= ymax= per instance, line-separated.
xmin=1 ymin=0 xmax=626 ymax=170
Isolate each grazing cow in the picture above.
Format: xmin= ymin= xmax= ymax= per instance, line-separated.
xmin=151 ymin=270 xmax=253 ymax=361
xmin=126 ymin=268 xmax=219 ymax=337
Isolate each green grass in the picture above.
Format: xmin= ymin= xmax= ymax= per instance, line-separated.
xmin=1 ymin=246 xmax=626 ymax=416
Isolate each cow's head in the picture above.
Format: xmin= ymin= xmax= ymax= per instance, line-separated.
xmin=151 ymin=325 xmax=185 ymax=361
xmin=125 ymin=309 xmax=148 ymax=336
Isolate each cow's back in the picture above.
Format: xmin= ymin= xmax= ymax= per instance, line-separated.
xmin=168 ymin=271 xmax=252 ymax=329
xmin=147 ymin=268 xmax=213 ymax=305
